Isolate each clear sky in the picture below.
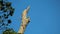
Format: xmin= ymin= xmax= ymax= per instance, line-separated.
xmin=0 ymin=0 xmax=60 ymax=34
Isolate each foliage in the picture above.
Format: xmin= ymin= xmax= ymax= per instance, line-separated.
xmin=2 ymin=29 xmax=17 ymax=34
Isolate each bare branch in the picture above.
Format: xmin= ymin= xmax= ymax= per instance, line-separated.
xmin=18 ymin=6 xmax=30 ymax=34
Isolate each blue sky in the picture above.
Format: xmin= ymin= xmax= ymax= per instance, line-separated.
xmin=0 ymin=0 xmax=60 ymax=34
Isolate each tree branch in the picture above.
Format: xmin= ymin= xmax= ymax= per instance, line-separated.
xmin=18 ymin=6 xmax=30 ymax=34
